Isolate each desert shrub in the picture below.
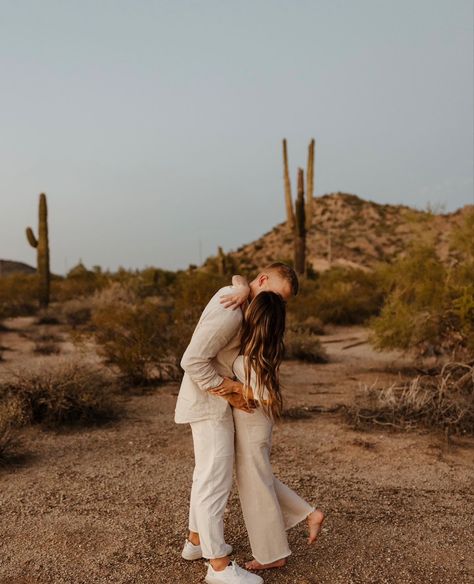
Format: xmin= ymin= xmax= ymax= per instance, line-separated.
xmin=51 ymin=268 xmax=109 ymax=302
xmin=0 ymin=397 xmax=23 ymax=463
xmin=0 ymin=418 xmax=18 ymax=464
xmin=369 ymin=216 xmax=474 ymax=359
xmin=35 ymin=306 xmax=63 ymax=325
xmin=0 ymin=273 xmax=40 ymax=317
xmin=284 ymin=329 xmax=328 ymax=363
xmin=61 ymin=297 xmax=94 ymax=327
xmin=287 ymin=315 xmax=325 ymax=335
xmin=172 ymin=271 xmax=229 ymax=325
xmin=345 ymin=361 xmax=474 ymax=437
xmin=33 ymin=341 xmax=60 ymax=356
xmin=0 ymin=358 xmax=120 ymax=428
xmin=129 ymin=267 xmax=177 ymax=298
xmin=31 ymin=330 xmax=63 ymax=355
xmin=86 ymin=289 xmax=186 ymax=384
xmin=289 ymin=267 xmax=384 ymax=325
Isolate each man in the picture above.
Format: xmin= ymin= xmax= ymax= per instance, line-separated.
xmin=174 ymin=262 xmax=299 ymax=584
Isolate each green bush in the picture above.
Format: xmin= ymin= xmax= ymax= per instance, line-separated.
xmin=0 ymin=273 xmax=40 ymax=317
xmin=172 ymin=271 xmax=229 ymax=325
xmin=284 ymin=329 xmax=328 ymax=363
xmin=86 ymin=288 xmax=187 ymax=384
xmin=289 ymin=267 xmax=385 ymax=325
xmin=51 ymin=270 xmax=108 ymax=302
xmin=369 ymin=213 xmax=474 ymax=359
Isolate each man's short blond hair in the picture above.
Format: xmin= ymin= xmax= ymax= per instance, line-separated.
xmin=263 ymin=262 xmax=299 ymax=296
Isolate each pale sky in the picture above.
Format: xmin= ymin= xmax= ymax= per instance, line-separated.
xmin=1 ymin=0 xmax=473 ymax=275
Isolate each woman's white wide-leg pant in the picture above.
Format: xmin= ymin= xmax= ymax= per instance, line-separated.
xmin=233 ymin=406 xmax=315 ymax=564
xmin=188 ymin=407 xmax=235 ymax=560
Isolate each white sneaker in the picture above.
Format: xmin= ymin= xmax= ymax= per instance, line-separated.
xmin=204 ymin=560 xmax=264 ymax=584
xmin=181 ymin=539 xmax=233 ymax=561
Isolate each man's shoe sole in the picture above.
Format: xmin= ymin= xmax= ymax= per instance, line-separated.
xmin=205 ymin=576 xmax=263 ymax=584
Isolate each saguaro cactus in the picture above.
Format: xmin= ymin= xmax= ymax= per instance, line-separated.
xmin=282 ymin=139 xmax=295 ymax=229
xmin=305 ymin=138 xmax=315 ymax=230
xmin=217 ymin=246 xmax=226 ymax=276
xmin=294 ymin=168 xmax=306 ymax=276
xmin=26 ymin=193 xmax=50 ymax=307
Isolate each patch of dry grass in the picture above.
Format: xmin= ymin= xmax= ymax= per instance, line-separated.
xmin=346 ymin=360 xmax=474 ymax=437
xmin=0 ymin=357 xmax=121 ymax=428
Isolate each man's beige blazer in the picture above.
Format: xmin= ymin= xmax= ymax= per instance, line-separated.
xmin=174 ymin=285 xmax=244 ymax=424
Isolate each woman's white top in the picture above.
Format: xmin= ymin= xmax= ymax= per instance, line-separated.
xmin=232 ymin=354 xmax=270 ymax=402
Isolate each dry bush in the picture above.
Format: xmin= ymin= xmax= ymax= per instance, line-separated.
xmin=284 ymin=329 xmax=328 ymax=363
xmin=26 ymin=330 xmax=63 ymax=355
xmin=0 ymin=426 xmax=18 ymax=464
xmin=0 ymin=405 xmax=20 ymax=463
xmin=346 ymin=361 xmax=474 ymax=437
xmin=0 ymin=358 xmax=120 ymax=428
xmin=61 ymin=297 xmax=94 ymax=327
xmin=33 ymin=341 xmax=60 ymax=356
xmin=32 ymin=332 xmax=62 ymax=355
xmin=35 ymin=306 xmax=63 ymax=325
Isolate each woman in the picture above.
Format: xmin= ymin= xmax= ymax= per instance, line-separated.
xmin=211 ymin=289 xmax=325 ymax=570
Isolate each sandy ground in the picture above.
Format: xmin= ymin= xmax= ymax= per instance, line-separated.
xmin=0 ymin=318 xmax=473 ymax=584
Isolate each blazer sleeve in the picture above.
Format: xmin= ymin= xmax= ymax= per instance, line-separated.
xmin=180 ymin=299 xmax=242 ymax=392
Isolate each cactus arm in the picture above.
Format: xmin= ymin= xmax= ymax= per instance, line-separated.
xmin=26 ymin=227 xmax=38 ymax=247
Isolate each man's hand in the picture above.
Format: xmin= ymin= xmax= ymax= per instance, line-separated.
xmin=219 ymin=275 xmax=250 ymax=310
xmin=208 ymin=376 xmax=243 ymax=396
xmin=222 ymin=392 xmax=258 ymax=413
xmin=208 ymin=377 xmax=257 ymax=413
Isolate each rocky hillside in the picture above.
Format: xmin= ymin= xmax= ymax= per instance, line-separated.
xmin=225 ymin=192 xmax=472 ymax=273
xmin=0 ymin=259 xmax=36 ymax=277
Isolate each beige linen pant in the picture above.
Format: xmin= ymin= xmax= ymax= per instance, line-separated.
xmin=188 ymin=406 xmax=234 ymax=559
xmin=233 ymin=406 xmax=315 ymax=564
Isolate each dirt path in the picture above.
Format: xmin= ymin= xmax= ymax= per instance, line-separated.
xmin=0 ymin=322 xmax=473 ymax=583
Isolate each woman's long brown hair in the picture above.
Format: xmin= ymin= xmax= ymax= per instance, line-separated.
xmin=239 ymin=291 xmax=286 ymax=420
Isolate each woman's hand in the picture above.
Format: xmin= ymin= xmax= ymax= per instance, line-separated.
xmin=219 ymin=275 xmax=250 ymax=310
xmin=223 ymin=392 xmax=258 ymax=413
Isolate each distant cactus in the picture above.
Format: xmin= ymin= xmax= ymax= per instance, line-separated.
xmin=217 ymin=246 xmax=227 ymax=276
xmin=26 ymin=193 xmax=50 ymax=307
xmin=305 ymin=139 xmax=315 ymax=230
xmin=294 ymin=168 xmax=306 ymax=275
xmin=282 ymin=139 xmax=295 ymax=229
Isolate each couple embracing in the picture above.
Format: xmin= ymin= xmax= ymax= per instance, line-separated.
xmin=174 ymin=262 xmax=325 ymax=584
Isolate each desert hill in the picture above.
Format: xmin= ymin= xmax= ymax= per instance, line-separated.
xmin=0 ymin=259 xmax=36 ymax=277
xmin=223 ymin=192 xmax=473 ymax=273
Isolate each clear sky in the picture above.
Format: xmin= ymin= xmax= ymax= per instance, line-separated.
xmin=1 ymin=0 xmax=472 ymax=274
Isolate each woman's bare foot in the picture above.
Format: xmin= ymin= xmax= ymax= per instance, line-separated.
xmin=307 ymin=508 xmax=325 ymax=543
xmin=245 ymin=558 xmax=287 ymax=570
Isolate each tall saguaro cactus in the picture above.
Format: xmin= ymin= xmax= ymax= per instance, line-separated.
xmin=282 ymin=139 xmax=295 ymax=229
xmin=294 ymin=168 xmax=306 ymax=276
xmin=217 ymin=246 xmax=226 ymax=276
xmin=26 ymin=193 xmax=50 ymax=308
xmin=305 ymin=138 xmax=315 ymax=230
